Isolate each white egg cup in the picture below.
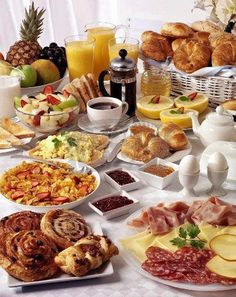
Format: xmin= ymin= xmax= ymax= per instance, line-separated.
xmin=207 ymin=167 xmax=228 ymax=197
xmin=178 ymin=171 xmax=200 ymax=197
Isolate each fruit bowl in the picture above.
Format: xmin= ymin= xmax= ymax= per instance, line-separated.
xmin=15 ymin=105 xmax=80 ymax=134
xmin=20 ymin=73 xmax=68 ymax=96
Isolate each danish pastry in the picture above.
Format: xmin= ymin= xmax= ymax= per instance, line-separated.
xmin=55 ymin=235 xmax=119 ymax=277
xmin=212 ymin=40 xmax=236 ymax=66
xmin=0 ymin=211 xmax=42 ymax=236
xmin=121 ymin=132 xmax=170 ymax=163
xmin=41 ymin=209 xmax=91 ymax=249
xmin=173 ymin=39 xmax=211 ymax=73
xmin=160 ymin=22 xmax=193 ymax=38
xmin=0 ymin=230 xmax=58 ymax=282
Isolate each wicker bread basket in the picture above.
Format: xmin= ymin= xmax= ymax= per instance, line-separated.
xmin=143 ymin=61 xmax=236 ymax=108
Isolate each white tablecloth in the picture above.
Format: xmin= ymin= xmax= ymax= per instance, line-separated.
xmin=0 ymin=132 xmax=236 ymax=297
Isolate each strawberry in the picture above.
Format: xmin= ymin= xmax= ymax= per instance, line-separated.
xmin=43 ymin=85 xmax=54 ymax=95
xmin=21 ymin=100 xmax=27 ymax=107
xmin=149 ymin=95 xmax=160 ymax=104
xmin=11 ymin=190 xmax=25 ymax=200
xmin=32 ymin=110 xmax=45 ymax=126
xmin=188 ymin=92 xmax=198 ymax=100
xmin=47 ymin=95 xmax=61 ymax=105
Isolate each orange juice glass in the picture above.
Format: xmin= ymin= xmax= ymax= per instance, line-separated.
xmin=65 ymin=34 xmax=95 ymax=81
xmin=109 ymin=37 xmax=139 ymax=64
xmin=85 ymin=22 xmax=127 ymax=80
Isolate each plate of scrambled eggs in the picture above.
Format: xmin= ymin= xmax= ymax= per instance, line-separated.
xmin=28 ymin=131 xmax=109 ymax=167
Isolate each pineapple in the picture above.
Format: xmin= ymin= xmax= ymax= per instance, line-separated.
xmin=6 ymin=2 xmax=45 ymax=67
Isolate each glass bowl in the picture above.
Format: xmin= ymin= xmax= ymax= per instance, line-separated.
xmin=15 ymin=104 xmax=80 ymax=134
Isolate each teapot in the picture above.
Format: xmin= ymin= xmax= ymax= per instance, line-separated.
xmin=190 ymin=106 xmax=236 ymax=147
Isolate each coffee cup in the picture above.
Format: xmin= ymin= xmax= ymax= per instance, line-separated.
xmin=87 ymin=97 xmax=129 ymax=129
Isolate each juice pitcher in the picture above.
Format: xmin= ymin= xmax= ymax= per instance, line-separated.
xmin=98 ymin=49 xmax=137 ymax=116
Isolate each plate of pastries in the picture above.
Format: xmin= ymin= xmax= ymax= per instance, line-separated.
xmin=140 ymin=20 xmax=236 ymax=73
xmin=0 ymin=209 xmax=119 ymax=286
xmin=117 ymin=122 xmax=191 ymax=165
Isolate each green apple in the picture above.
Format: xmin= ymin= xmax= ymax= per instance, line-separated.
xmin=11 ymin=65 xmax=37 ymax=87
xmin=58 ymin=98 xmax=78 ymax=109
xmin=14 ymin=96 xmax=21 ymax=108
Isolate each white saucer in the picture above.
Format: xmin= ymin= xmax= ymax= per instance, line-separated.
xmin=77 ymin=114 xmax=134 ymax=135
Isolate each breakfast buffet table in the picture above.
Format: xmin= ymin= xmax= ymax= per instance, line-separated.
xmin=0 ymin=131 xmax=236 ymax=297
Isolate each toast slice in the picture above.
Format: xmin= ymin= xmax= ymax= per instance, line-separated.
xmin=1 ymin=118 xmax=35 ymax=139
xmin=63 ymin=83 xmax=86 ymax=112
xmin=0 ymin=127 xmax=22 ymax=148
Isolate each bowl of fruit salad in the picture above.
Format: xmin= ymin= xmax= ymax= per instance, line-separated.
xmin=14 ymin=85 xmax=80 ymax=134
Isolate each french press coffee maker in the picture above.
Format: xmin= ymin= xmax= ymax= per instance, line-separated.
xmin=98 ymin=49 xmax=137 ymax=115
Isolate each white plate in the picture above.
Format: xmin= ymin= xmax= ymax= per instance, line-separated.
xmin=118 ymin=207 xmax=236 ymax=291
xmin=78 ymin=114 xmax=135 ymax=135
xmin=117 ymin=142 xmax=192 ymax=165
xmin=0 ymin=160 xmax=101 ymax=213
xmin=8 ymin=221 xmax=114 ymax=287
xmin=135 ymin=108 xmax=212 ymax=131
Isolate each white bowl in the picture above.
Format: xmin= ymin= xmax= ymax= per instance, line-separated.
xmin=88 ymin=190 xmax=139 ymax=220
xmin=103 ymin=167 xmax=141 ymax=192
xmin=138 ymin=157 xmax=179 ymax=189
xmin=20 ymin=73 xmax=67 ymax=95
xmin=0 ymin=161 xmax=100 ymax=213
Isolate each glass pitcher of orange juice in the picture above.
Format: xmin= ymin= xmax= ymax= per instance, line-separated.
xmin=84 ymin=22 xmax=127 ymax=80
xmin=65 ymin=34 xmax=95 ymax=81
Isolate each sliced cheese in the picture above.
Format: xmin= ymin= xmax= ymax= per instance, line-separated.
xmin=206 ymin=256 xmax=236 ymax=279
xmin=198 ymin=222 xmax=225 ymax=247
xmin=210 ymin=234 xmax=236 ymax=261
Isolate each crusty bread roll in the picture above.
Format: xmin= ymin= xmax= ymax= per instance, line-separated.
xmin=212 ymin=40 xmax=236 ymax=66
xmin=173 ymin=39 xmax=211 ymax=73
xmin=191 ymin=20 xmax=222 ymax=34
xmin=209 ymin=31 xmax=236 ymax=48
xmin=221 ymin=99 xmax=236 ymax=111
xmin=160 ymin=22 xmax=193 ymax=38
xmin=141 ymin=39 xmax=173 ymax=61
xmin=159 ymin=123 xmax=188 ymax=151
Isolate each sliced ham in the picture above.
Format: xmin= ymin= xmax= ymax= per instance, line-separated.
xmin=128 ymin=197 xmax=236 ymax=235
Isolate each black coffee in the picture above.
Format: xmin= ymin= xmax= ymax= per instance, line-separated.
xmin=90 ymin=102 xmax=118 ymax=110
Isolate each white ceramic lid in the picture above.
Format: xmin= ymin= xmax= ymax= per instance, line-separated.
xmin=206 ymin=106 xmax=234 ymax=126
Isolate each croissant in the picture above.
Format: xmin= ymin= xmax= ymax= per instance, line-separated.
xmin=41 ymin=209 xmax=91 ymax=250
xmin=209 ymin=31 xmax=236 ymax=48
xmin=159 ymin=123 xmax=188 ymax=151
xmin=141 ymin=31 xmax=169 ymax=42
xmin=212 ymin=40 xmax=236 ymax=66
xmin=141 ymin=39 xmax=173 ymax=61
xmin=173 ymin=39 xmax=211 ymax=73
xmin=55 ymin=235 xmax=119 ymax=277
xmin=0 ymin=230 xmax=58 ymax=282
xmin=121 ymin=132 xmax=170 ymax=163
xmin=160 ymin=22 xmax=193 ymax=38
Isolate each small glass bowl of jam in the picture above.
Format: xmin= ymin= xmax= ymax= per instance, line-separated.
xmin=104 ymin=167 xmax=140 ymax=191
xmin=88 ymin=190 xmax=139 ymax=220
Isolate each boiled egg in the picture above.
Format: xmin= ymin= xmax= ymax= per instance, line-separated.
xmin=179 ymin=155 xmax=200 ymax=175
xmin=207 ymin=152 xmax=228 ymax=171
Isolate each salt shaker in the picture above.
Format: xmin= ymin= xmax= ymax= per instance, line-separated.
xmin=178 ymin=155 xmax=200 ymax=197
xmin=207 ymin=152 xmax=228 ymax=196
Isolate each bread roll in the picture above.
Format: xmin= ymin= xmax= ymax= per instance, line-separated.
xmin=212 ymin=40 xmax=236 ymax=66
xmin=159 ymin=123 xmax=188 ymax=151
xmin=173 ymin=39 xmax=211 ymax=73
xmin=161 ymin=22 xmax=193 ymax=38
xmin=221 ymin=99 xmax=236 ymax=111
xmin=191 ymin=20 xmax=222 ymax=34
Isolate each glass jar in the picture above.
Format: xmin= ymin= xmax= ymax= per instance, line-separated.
xmin=141 ymin=68 xmax=171 ymax=97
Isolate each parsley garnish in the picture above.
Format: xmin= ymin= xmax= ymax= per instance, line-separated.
xmin=60 ymin=130 xmax=67 ymax=136
xmin=170 ymin=224 xmax=205 ymax=249
xmin=170 ymin=109 xmax=181 ymax=114
xmin=179 ymin=96 xmax=190 ymax=102
xmin=52 ymin=138 xmax=62 ymax=149
xmin=67 ymin=137 xmax=77 ymax=147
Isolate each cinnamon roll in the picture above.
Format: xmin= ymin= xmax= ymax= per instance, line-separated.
xmin=0 ymin=230 xmax=59 ymax=281
xmin=55 ymin=235 xmax=119 ymax=276
xmin=41 ymin=209 xmax=91 ymax=250
xmin=0 ymin=211 xmax=42 ymax=236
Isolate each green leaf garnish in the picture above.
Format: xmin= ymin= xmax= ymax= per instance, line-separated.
xmin=170 ymin=110 xmax=181 ymax=114
xmin=52 ymin=138 xmax=62 ymax=149
xmin=170 ymin=224 xmax=205 ymax=249
xmin=179 ymin=96 xmax=190 ymax=102
xmin=67 ymin=137 xmax=77 ymax=147
xmin=60 ymin=130 xmax=67 ymax=136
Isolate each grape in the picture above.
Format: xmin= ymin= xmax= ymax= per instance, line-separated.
xmin=49 ymin=42 xmax=57 ymax=48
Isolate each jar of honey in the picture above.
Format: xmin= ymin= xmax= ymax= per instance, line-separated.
xmin=141 ymin=68 xmax=171 ymax=97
